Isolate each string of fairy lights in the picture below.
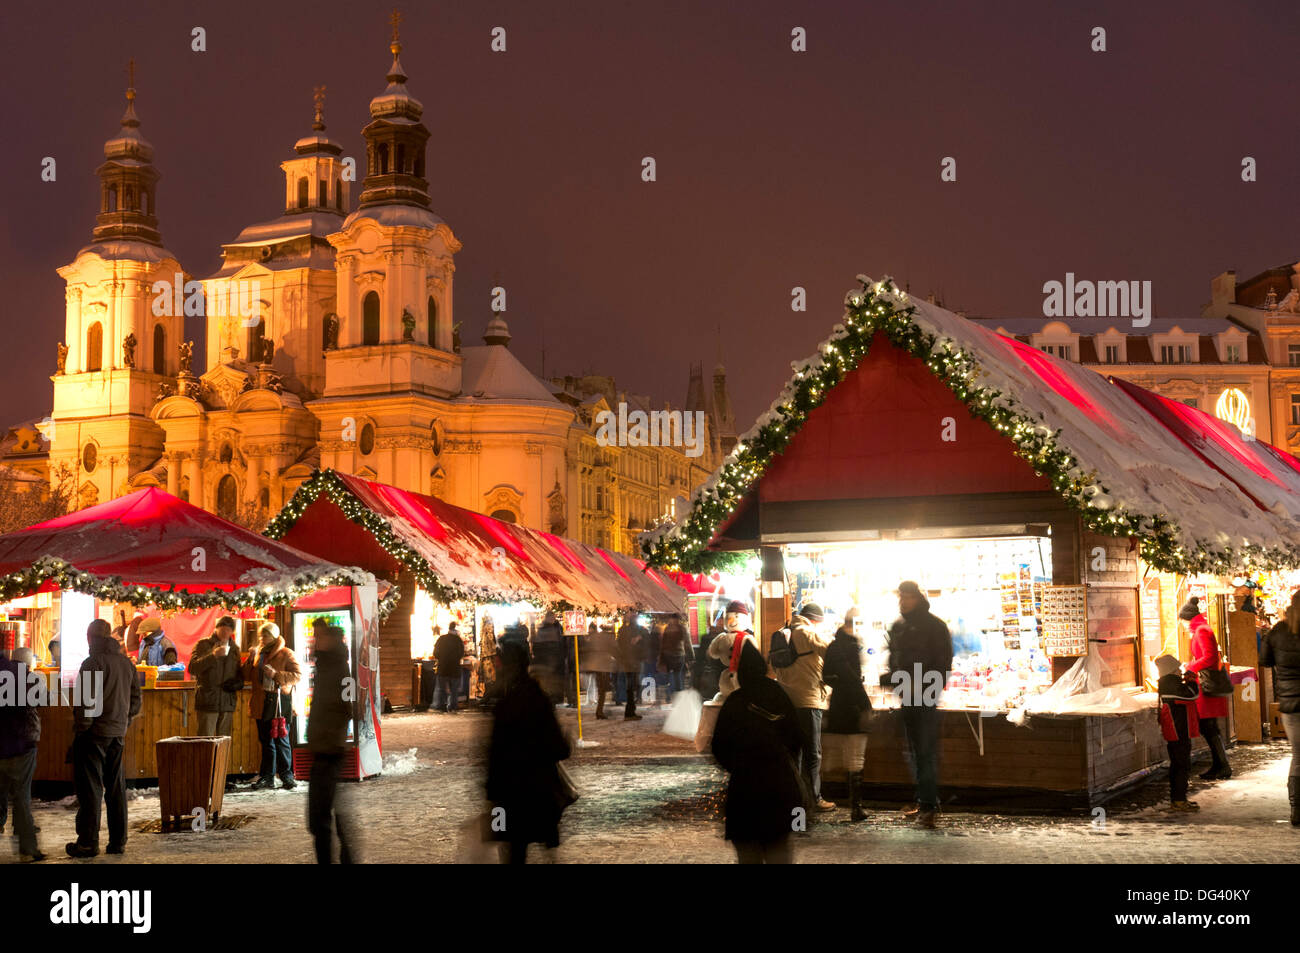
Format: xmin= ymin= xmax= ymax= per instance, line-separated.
xmin=0 ymin=553 xmax=399 ymax=618
xmin=643 ymin=276 xmax=1300 ymax=576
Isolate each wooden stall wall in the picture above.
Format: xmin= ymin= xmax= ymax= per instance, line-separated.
xmin=1080 ymin=530 xmax=1140 ymax=688
xmin=379 ymin=570 xmax=416 ymax=708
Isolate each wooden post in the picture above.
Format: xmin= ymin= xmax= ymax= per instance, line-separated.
xmin=1228 ymin=608 xmax=1263 ymax=743
xmin=758 ymin=545 xmax=788 ymax=653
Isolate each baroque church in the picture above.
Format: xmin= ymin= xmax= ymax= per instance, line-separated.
xmin=40 ymin=26 xmax=736 ymax=553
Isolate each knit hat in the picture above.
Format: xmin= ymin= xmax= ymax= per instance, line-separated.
xmin=137 ymin=618 xmax=162 ymax=637
xmin=258 ymin=621 xmax=280 ymax=640
xmin=1153 ymin=654 xmax=1182 ymax=679
xmin=798 ymin=603 xmax=824 ymax=623
xmin=1178 ymin=597 xmax=1200 ymax=621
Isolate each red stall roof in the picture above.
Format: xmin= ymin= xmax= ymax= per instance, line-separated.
xmin=267 ymin=470 xmax=685 ymax=615
xmin=0 ymin=487 xmax=373 ymax=611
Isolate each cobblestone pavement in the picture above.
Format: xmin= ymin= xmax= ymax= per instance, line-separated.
xmin=7 ymin=704 xmax=1298 ymax=864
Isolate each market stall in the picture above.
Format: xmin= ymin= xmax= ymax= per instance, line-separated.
xmin=645 ymin=277 xmax=1300 ymax=803
xmin=0 ymin=487 xmax=382 ymax=783
xmin=265 ymin=470 xmax=686 ymax=709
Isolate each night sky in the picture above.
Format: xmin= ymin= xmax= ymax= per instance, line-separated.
xmin=2 ymin=0 xmax=1297 ymax=433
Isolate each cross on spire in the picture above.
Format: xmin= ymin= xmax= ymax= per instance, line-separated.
xmin=312 ymin=84 xmax=326 ymax=130
xmin=390 ymin=8 xmax=403 ymax=52
xmin=126 ymin=58 xmax=136 ymax=102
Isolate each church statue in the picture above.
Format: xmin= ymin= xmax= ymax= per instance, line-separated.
xmin=261 ymin=338 xmax=275 ymax=365
xmin=452 ymin=321 xmax=462 ymax=353
xmin=56 ymin=342 xmax=68 ymax=375
xmin=324 ymin=313 xmax=340 ymax=350
xmin=402 ymin=309 xmax=416 ymax=342
xmin=178 ymin=340 xmax=194 ymax=374
xmin=122 ymin=332 xmax=137 ymax=368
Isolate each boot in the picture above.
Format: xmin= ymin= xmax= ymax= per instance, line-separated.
xmin=849 ymin=772 xmax=866 ymax=822
xmin=1289 ymin=778 xmax=1300 ymax=827
xmin=1208 ymin=734 xmax=1232 ymax=779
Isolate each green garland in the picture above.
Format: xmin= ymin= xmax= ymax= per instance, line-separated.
xmin=0 ymin=554 xmax=400 ymax=618
xmin=265 ymin=469 xmax=647 ymax=616
xmin=644 ymin=277 xmax=1300 ymax=576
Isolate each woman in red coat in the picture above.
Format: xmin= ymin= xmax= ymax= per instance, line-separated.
xmin=1179 ymin=598 xmax=1232 ymax=779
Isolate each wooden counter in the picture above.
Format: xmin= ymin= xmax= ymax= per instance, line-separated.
xmin=36 ymin=683 xmax=262 ymax=784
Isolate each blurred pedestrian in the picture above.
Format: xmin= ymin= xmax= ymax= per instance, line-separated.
xmin=1154 ymin=653 xmax=1200 ymax=812
xmin=307 ymin=625 xmax=356 ymax=863
xmin=68 ymin=619 xmax=141 ymax=857
xmin=774 ymin=603 xmax=833 ymax=812
xmin=824 ymin=607 xmax=871 ymax=821
xmin=885 ymin=581 xmax=952 ymax=829
xmin=1261 ymin=591 xmax=1300 ymax=825
xmin=244 ymin=622 xmax=302 ymax=790
xmin=660 ymin=613 xmax=688 ymax=701
xmin=588 ymin=623 xmax=619 ymax=719
xmin=617 ymin=613 xmax=649 ymax=720
xmin=712 ymin=640 xmax=804 ymax=864
xmin=1179 ymin=598 xmax=1232 ymax=780
xmin=434 ymin=623 xmax=465 ymax=713
xmin=694 ymin=619 xmax=725 ymax=701
xmin=0 ymin=648 xmax=43 ymax=861
xmin=533 ymin=611 xmax=564 ymax=702
xmin=486 ymin=642 xmax=573 ymax=864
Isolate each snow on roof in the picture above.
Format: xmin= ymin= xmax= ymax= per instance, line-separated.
xmin=73 ymin=239 xmax=178 ymax=263
xmin=223 ymin=212 xmax=344 ymax=248
xmin=969 ymin=316 xmax=1248 ymax=337
xmin=459 ymin=345 xmax=562 ymax=404
xmin=341 ymin=205 xmax=445 ymax=230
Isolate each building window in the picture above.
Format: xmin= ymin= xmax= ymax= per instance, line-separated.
xmin=1161 ymin=345 xmax=1193 ymax=364
xmin=415 ymin=149 xmax=425 ymax=178
xmin=153 ymin=324 xmax=166 ymax=373
xmin=319 ymin=179 xmax=328 ymax=205
xmin=1289 ymin=344 xmax=1300 ymax=367
xmin=248 ymin=318 xmax=267 ymax=364
xmin=297 ymin=177 xmax=309 ymax=210
xmin=1182 ymin=398 xmax=1198 ymax=409
xmin=1104 ymin=345 xmax=1119 ymax=364
xmin=85 ymin=322 xmax=103 ymax=372
xmin=216 ymin=475 xmax=237 ymax=520
xmin=1039 ymin=344 xmax=1072 ymax=360
xmin=396 ymin=144 xmax=406 ymax=174
xmin=427 ymin=296 xmax=438 ymax=347
xmin=1225 ymin=344 xmax=1241 ymax=363
xmin=363 ymin=292 xmax=380 ymax=345
xmin=378 ymin=143 xmax=389 ymax=175
xmin=106 ymin=186 xmax=117 ymax=212
xmin=335 ymin=177 xmax=343 ymax=212
xmin=82 ymin=444 xmax=97 ymax=474
xmin=359 ymin=423 xmax=375 ymax=456
xmin=490 ymin=509 xmax=516 ymax=523
xmin=1292 ymin=394 xmax=1300 ymax=427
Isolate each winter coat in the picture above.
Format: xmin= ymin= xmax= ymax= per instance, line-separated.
xmin=660 ymin=620 xmax=687 ymax=662
xmin=1184 ymin=614 xmax=1228 ymax=720
xmin=584 ymin=628 xmax=620 ymax=674
xmin=434 ymin=632 xmax=465 ymax=678
xmin=486 ymin=672 xmax=571 ymax=847
xmin=885 ymin=598 xmax=953 ymax=707
xmin=533 ymin=621 xmax=562 ymax=645
xmin=0 ymin=658 xmax=41 ymax=758
xmin=242 ymin=638 xmax=302 ymax=719
xmin=73 ymin=636 xmax=142 ymax=739
xmin=823 ymin=627 xmax=870 ymax=734
xmin=307 ymin=641 xmax=352 ymax=754
xmin=712 ymin=663 xmax=805 ymax=843
xmin=1157 ymin=672 xmax=1201 ymax=742
xmin=1261 ymin=621 xmax=1300 ymax=713
xmin=774 ymin=616 xmax=830 ymax=710
xmin=693 ymin=628 xmax=724 ymax=699
xmin=137 ymin=632 xmax=176 ymax=667
xmin=189 ymin=635 xmax=244 ymax=713
xmin=616 ymin=623 xmax=649 ymax=672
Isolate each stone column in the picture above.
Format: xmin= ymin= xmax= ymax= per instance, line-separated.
xmin=166 ymin=453 xmax=180 ymax=496
xmin=246 ymin=448 xmax=263 ymax=509
xmin=188 ymin=451 xmax=205 ymax=509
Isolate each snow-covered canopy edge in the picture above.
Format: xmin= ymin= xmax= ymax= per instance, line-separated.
xmin=643 ymin=276 xmax=1300 ymax=575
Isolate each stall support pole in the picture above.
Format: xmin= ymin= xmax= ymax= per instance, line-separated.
xmin=573 ymin=637 xmax=583 ymax=742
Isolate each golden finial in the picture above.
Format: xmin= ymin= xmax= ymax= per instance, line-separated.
xmin=312 ymin=84 xmax=326 ymax=130
xmin=389 ymin=9 xmax=403 ymax=54
xmin=126 ymin=58 xmax=136 ymax=102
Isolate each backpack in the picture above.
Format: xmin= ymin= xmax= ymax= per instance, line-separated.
xmin=768 ymin=626 xmax=806 ymax=669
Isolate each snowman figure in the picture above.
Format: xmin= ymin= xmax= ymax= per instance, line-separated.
xmin=706 ymin=600 xmax=758 ymax=702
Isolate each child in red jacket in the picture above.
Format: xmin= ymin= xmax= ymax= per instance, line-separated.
xmin=1154 ymin=653 xmax=1201 ymax=812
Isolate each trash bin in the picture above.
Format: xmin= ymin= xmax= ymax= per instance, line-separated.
xmin=156 ymin=735 xmax=230 ymax=831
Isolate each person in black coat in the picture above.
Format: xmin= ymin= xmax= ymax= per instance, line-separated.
xmin=823 ymin=609 xmax=871 ymax=821
xmin=433 ymin=625 xmax=465 ymax=713
xmin=694 ymin=621 xmax=725 ymax=701
xmin=711 ymin=640 xmax=805 ymax=864
xmin=307 ymin=625 xmax=356 ymax=863
xmin=1261 ymin=590 xmax=1300 ymax=825
xmin=485 ymin=642 xmax=573 ymax=864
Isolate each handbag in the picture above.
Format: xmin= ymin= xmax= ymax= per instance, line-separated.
xmin=1198 ymin=665 xmax=1235 ymax=698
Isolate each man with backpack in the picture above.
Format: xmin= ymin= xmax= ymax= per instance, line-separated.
xmin=772 ymin=603 xmax=833 ymax=812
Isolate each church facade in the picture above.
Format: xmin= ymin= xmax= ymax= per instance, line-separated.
xmin=38 ymin=30 xmax=735 ymax=553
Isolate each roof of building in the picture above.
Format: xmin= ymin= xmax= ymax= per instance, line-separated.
xmin=967 ymin=316 xmax=1250 ymax=336
xmin=459 ymin=343 xmax=562 ymax=405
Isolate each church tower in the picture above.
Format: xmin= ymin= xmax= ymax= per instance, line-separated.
xmin=50 ymin=65 xmax=181 ymax=508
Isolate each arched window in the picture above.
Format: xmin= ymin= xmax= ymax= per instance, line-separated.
xmin=427 ymin=295 xmax=438 ymax=347
xmin=107 ymin=187 xmax=117 ymax=212
xmin=359 ymin=423 xmax=375 ymax=456
xmin=490 ymin=510 xmax=517 ymax=524
xmin=153 ymin=324 xmax=165 ymax=373
xmin=396 ymin=144 xmax=406 ymax=174
xmin=319 ymin=179 xmax=328 ymax=206
xmin=125 ymin=186 xmax=135 ymax=210
xmin=414 ymin=149 xmax=425 ymax=178
xmin=259 ymin=486 xmax=270 ymax=509
xmin=248 ymin=318 xmax=266 ymax=363
xmin=335 ymin=177 xmax=343 ymax=212
xmin=377 ymin=143 xmax=389 ymax=174
xmin=219 ymin=443 xmax=233 ymax=464
xmin=86 ymin=322 xmax=103 ymax=372
xmin=297 ymin=177 xmax=309 ymax=209
xmin=216 ymin=474 xmax=238 ymax=520
xmin=363 ymin=292 xmax=380 ymax=345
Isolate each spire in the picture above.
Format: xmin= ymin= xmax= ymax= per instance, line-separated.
xmin=293 ymin=84 xmax=342 ymax=157
xmin=483 ymin=314 xmax=512 ymax=347
xmin=358 ymin=10 xmax=432 ymax=209
xmin=93 ymin=60 xmax=162 ymax=245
